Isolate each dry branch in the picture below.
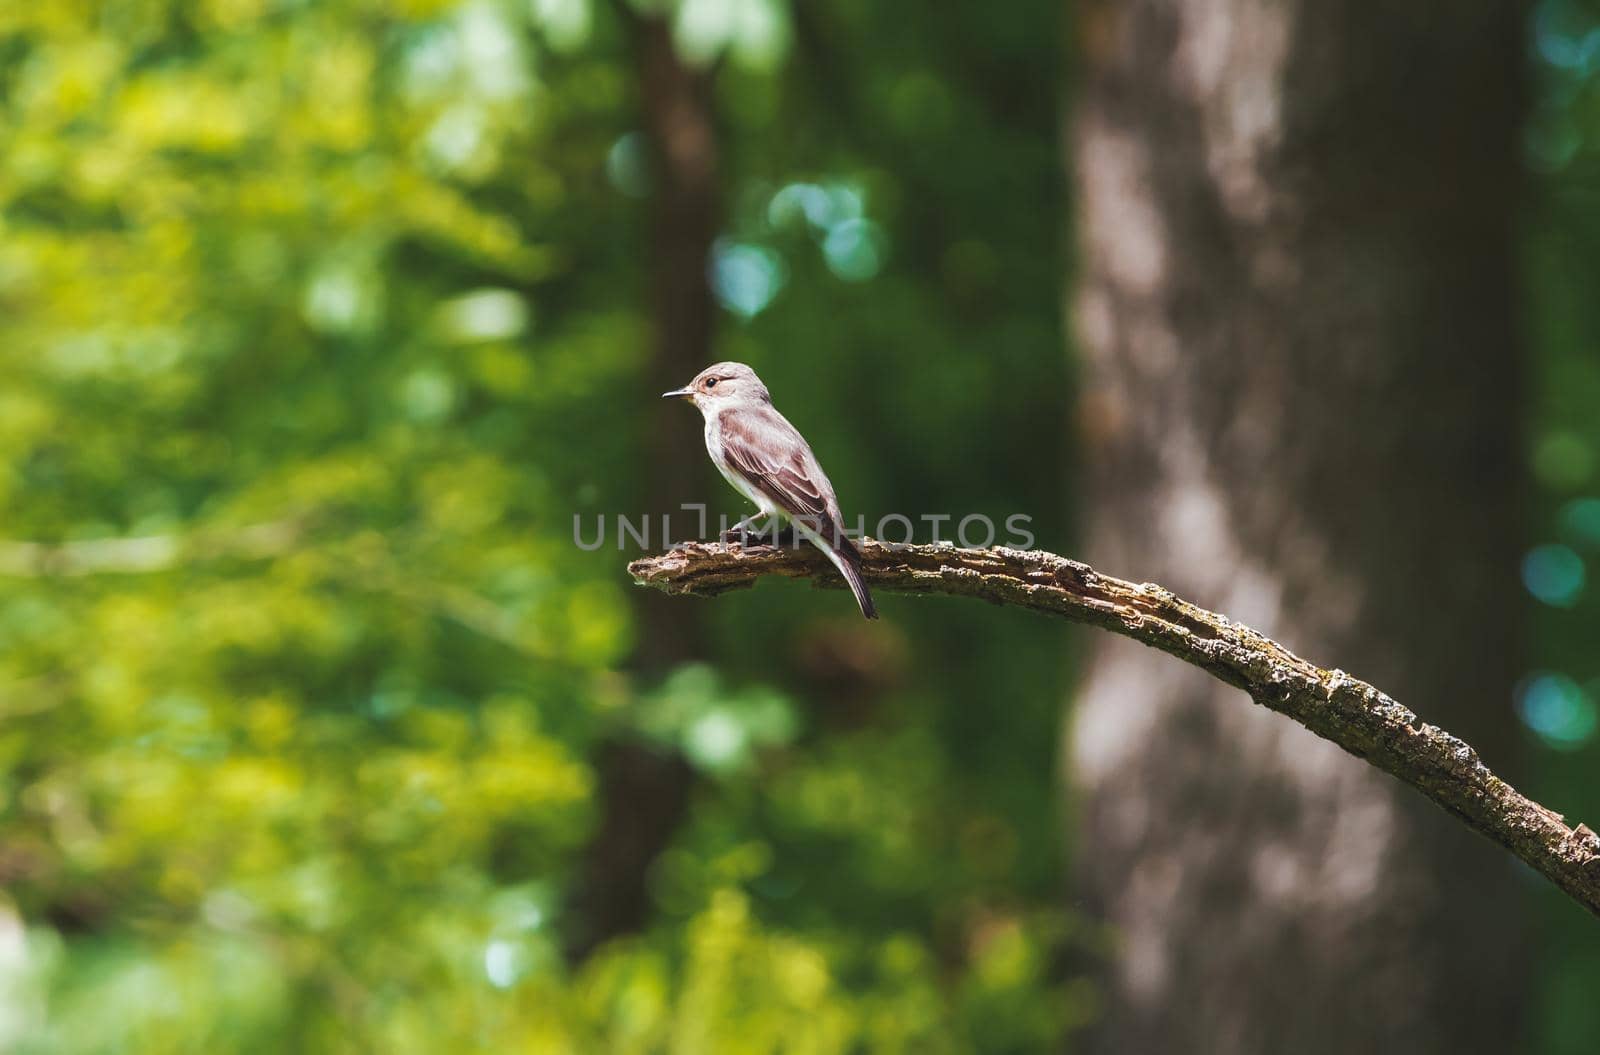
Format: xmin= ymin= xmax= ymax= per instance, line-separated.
xmin=629 ymin=539 xmax=1600 ymax=918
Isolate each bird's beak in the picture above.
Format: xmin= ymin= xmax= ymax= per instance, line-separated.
xmin=661 ymin=386 xmax=694 ymax=400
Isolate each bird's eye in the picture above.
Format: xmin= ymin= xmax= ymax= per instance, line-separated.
xmin=705 ymin=378 xmax=718 ymax=389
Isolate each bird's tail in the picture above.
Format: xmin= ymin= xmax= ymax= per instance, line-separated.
xmin=826 ymin=533 xmax=879 ymax=620
xmin=791 ymin=519 xmax=878 ymax=619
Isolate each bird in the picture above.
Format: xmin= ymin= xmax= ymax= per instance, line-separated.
xmin=662 ymin=362 xmax=878 ymax=619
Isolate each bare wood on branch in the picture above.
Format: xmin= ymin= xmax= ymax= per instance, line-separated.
xmin=628 ymin=539 xmax=1600 ymax=918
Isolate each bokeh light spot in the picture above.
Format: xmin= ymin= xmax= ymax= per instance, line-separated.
xmin=1534 ymin=0 xmax=1600 ymax=72
xmin=302 ymin=264 xmax=379 ymax=336
xmin=1516 ymin=672 xmax=1598 ymax=749
xmin=425 ymin=104 xmax=489 ymax=176
xmin=767 ymin=180 xmax=864 ymax=234
xmin=1523 ymin=544 xmax=1586 ymax=607
xmin=824 ymin=183 xmax=865 ymax=228
xmin=401 ymin=25 xmax=458 ymax=99
xmin=483 ymin=939 xmax=522 ymax=989
xmin=768 ymin=182 xmax=832 ymax=230
xmin=529 ymin=0 xmax=592 ymax=52
xmin=1525 ymin=109 xmax=1582 ymax=172
xmin=674 ymin=0 xmax=790 ymax=71
xmin=1559 ymin=497 xmax=1600 ymax=546
xmin=710 ymin=240 xmax=787 ymax=318
xmin=458 ymin=3 xmax=529 ymax=101
xmin=822 ymin=219 xmax=886 ymax=282
xmin=606 ymin=132 xmax=650 ymax=198
xmin=685 ymin=710 xmax=747 ymax=771
xmin=1533 ymin=431 xmax=1594 ymax=489
xmin=401 ymin=369 xmax=458 ymax=423
xmin=437 ymin=288 xmax=529 ymax=342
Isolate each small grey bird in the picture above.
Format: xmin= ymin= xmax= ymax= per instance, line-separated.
xmin=663 ymin=362 xmax=878 ymax=619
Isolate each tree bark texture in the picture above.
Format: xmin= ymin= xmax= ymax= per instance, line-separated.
xmin=1069 ymin=2 xmax=1526 ymax=1051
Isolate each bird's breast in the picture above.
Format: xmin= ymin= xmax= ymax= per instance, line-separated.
xmin=704 ymin=417 xmax=777 ymax=515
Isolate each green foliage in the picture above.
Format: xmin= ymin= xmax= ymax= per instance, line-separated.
xmin=0 ymin=0 xmax=1078 ymax=1050
xmin=1525 ymin=3 xmax=1600 ymax=1050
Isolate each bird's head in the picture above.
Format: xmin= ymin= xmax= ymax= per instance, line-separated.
xmin=661 ymin=361 xmax=771 ymax=413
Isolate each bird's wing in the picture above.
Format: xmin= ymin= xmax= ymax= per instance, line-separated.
xmin=717 ymin=407 xmax=875 ymax=618
xmin=717 ymin=408 xmax=837 ymax=528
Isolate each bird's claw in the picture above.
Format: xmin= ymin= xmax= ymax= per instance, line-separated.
xmin=719 ymin=526 xmax=801 ymax=548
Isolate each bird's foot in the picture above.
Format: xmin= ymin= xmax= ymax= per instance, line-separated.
xmin=720 ymin=525 xmax=801 ymax=548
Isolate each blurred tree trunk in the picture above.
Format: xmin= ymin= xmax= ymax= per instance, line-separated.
xmin=1067 ymin=2 xmax=1526 ymax=1051
xmin=633 ymin=11 xmax=720 ymax=667
xmin=567 ymin=11 xmax=717 ymax=962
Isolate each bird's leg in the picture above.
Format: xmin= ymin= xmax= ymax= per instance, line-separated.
xmin=756 ymin=525 xmax=802 ymax=548
xmin=720 ymin=513 xmax=797 ymax=547
xmin=719 ymin=513 xmax=764 ymax=543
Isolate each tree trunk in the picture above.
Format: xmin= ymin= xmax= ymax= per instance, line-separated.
xmin=633 ymin=9 xmax=721 ymax=668
xmin=1067 ymin=2 xmax=1527 ymax=1051
xmin=566 ymin=11 xmax=719 ymax=962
